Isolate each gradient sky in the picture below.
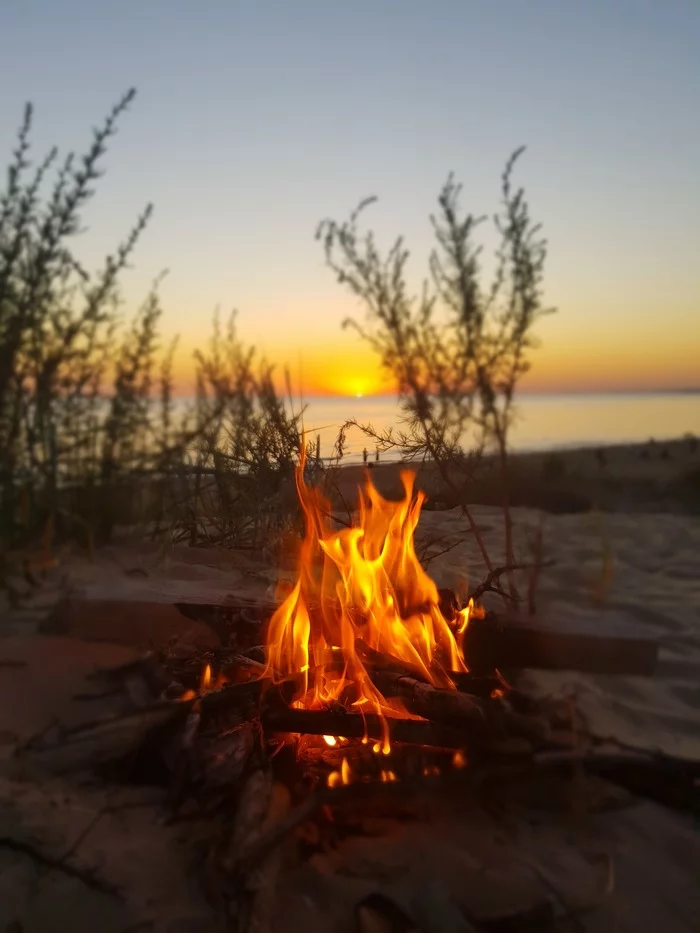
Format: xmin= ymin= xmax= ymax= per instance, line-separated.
xmin=1 ymin=0 xmax=698 ymax=395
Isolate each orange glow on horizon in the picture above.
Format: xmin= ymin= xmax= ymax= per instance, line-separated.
xmin=166 ymin=331 xmax=699 ymax=398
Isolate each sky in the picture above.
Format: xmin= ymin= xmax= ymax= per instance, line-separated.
xmin=1 ymin=0 xmax=698 ymax=396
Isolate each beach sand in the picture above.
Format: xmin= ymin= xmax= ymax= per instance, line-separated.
xmin=4 ymin=436 xmax=698 ymax=760
xmin=1 ymin=437 xmax=699 ymax=930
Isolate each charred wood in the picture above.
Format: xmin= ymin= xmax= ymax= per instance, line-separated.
xmin=194 ymin=723 xmax=256 ymax=792
xmin=262 ymin=708 xmax=466 ymax=749
xmin=368 ymin=671 xmax=489 ymax=733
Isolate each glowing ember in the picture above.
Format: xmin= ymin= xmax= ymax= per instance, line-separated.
xmin=264 ymin=449 xmax=484 ymax=751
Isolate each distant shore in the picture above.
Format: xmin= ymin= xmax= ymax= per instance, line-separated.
xmin=330 ymin=435 xmax=700 ymax=515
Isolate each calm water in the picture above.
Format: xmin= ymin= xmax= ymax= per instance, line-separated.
xmin=296 ymin=393 xmax=700 ymax=463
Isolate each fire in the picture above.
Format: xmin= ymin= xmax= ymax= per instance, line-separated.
xmin=264 ymin=449 xmax=484 ymax=750
xmin=179 ymin=663 xmax=222 ymax=703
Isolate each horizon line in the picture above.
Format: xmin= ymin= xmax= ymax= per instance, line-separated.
xmin=165 ymin=385 xmax=700 ymax=400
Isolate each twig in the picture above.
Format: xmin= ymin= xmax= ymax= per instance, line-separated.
xmin=319 ymin=507 xmax=352 ymax=529
xmin=262 ymin=708 xmax=465 ymax=748
xmin=417 ymin=534 xmax=466 ymax=567
xmin=0 ymin=835 xmax=121 ymax=896
xmin=469 ymin=560 xmax=554 ymax=603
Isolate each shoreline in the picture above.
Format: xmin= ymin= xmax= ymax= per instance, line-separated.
xmin=329 ymin=435 xmax=700 ymax=515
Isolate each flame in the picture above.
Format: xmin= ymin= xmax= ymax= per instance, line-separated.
xmin=179 ymin=662 xmax=223 ymax=703
xmin=264 ymin=448 xmax=484 ymax=750
xmin=327 ymin=755 xmax=353 ymax=787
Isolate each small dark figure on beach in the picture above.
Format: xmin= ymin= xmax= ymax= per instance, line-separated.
xmin=595 ymin=448 xmax=607 ymax=469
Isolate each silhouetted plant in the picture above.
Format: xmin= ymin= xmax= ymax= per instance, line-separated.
xmin=0 ymin=89 xmax=154 ymax=543
xmin=318 ymin=149 xmax=555 ymax=601
xmin=169 ymin=310 xmax=305 ymax=547
xmin=0 ymin=91 xmax=304 ymax=569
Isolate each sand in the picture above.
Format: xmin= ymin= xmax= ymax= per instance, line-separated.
xmin=4 ymin=482 xmax=698 ymax=761
xmin=417 ymin=503 xmax=700 ymax=760
xmin=1 ymin=438 xmax=699 ymax=930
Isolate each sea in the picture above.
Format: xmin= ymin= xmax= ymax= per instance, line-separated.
xmin=292 ymin=392 xmax=700 ymax=464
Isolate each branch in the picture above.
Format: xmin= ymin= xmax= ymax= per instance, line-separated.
xmin=469 ymin=561 xmax=554 ymax=603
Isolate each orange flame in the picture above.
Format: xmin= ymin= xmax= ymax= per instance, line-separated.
xmin=180 ymin=662 xmax=223 ymax=703
xmin=264 ymin=449 xmax=484 ymax=750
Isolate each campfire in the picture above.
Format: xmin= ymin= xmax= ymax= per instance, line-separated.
xmin=262 ymin=452 xmax=488 ymax=772
xmin=22 ymin=453 xmax=683 ymax=930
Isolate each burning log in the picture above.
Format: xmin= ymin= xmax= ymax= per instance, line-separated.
xmin=262 ymin=708 xmax=466 ymax=749
xmin=356 ymin=638 xmax=504 ymax=700
xmin=354 ymin=638 xmax=431 ymax=682
xmin=359 ymin=663 xmax=549 ymax=746
xmin=197 ymin=679 xmax=267 ymax=724
xmin=368 ymin=671 xmax=489 ymax=732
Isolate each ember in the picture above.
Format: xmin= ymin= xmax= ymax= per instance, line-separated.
xmin=263 ymin=449 xmax=485 ymax=754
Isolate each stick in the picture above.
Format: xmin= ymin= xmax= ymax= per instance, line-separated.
xmin=354 ymin=638 xmax=432 ymax=682
xmin=262 ymin=708 xmax=466 ymax=748
xmin=468 ymin=561 xmax=554 ymax=603
xmin=368 ymin=671 xmax=489 ymax=732
xmin=355 ymin=639 xmax=503 ymax=698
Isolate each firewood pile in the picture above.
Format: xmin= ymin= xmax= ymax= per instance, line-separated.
xmin=10 ymin=464 xmax=700 ymax=930
xmin=14 ymin=591 xmax=699 ymax=933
